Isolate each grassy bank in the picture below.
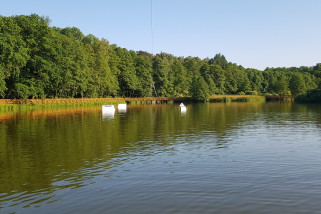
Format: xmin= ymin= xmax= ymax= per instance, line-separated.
xmin=0 ymin=95 xmax=274 ymax=113
xmin=0 ymin=97 xmax=190 ymax=112
xmin=295 ymin=89 xmax=321 ymax=103
xmin=209 ymin=95 xmax=266 ymax=103
xmin=0 ymin=98 xmax=126 ymax=112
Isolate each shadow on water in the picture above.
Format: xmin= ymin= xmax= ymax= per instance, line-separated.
xmin=0 ymin=102 xmax=321 ymax=212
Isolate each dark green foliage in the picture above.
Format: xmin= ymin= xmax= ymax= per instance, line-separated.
xmin=0 ymin=69 xmax=7 ymax=97
xmin=59 ymin=27 xmax=84 ymax=41
xmin=170 ymin=59 xmax=188 ymax=97
xmin=296 ymin=89 xmax=321 ymax=103
xmin=247 ymin=69 xmax=264 ymax=93
xmin=289 ymin=73 xmax=306 ymax=95
xmin=134 ymin=54 xmax=153 ymax=97
xmin=190 ymin=75 xmax=210 ymax=101
xmin=14 ymin=83 xmax=30 ymax=99
xmin=209 ymin=53 xmax=228 ymax=69
xmin=152 ymin=53 xmax=173 ymax=97
xmin=114 ymin=48 xmax=139 ymax=97
xmin=0 ymin=14 xmax=320 ymax=99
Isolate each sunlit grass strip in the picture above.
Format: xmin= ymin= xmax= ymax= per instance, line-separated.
xmin=0 ymin=96 xmax=267 ymax=113
xmin=0 ymin=98 xmax=128 ymax=105
xmin=0 ymin=97 xmax=191 ymax=113
xmin=0 ymin=97 xmax=192 ymax=105
xmin=0 ymin=99 xmax=125 ymax=113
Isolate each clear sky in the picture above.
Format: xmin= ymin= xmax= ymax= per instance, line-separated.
xmin=1 ymin=0 xmax=321 ymax=70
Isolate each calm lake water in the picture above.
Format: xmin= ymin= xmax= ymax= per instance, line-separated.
xmin=1 ymin=102 xmax=321 ymax=213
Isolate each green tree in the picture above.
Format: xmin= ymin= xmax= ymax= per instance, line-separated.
xmin=273 ymin=73 xmax=289 ymax=95
xmin=200 ymin=64 xmax=217 ymax=95
xmin=210 ymin=65 xmax=226 ymax=94
xmin=247 ymin=69 xmax=264 ymax=93
xmin=209 ymin=53 xmax=228 ymax=69
xmin=14 ymin=83 xmax=30 ymax=99
xmin=183 ymin=56 xmax=204 ymax=88
xmin=60 ymin=27 xmax=84 ymax=42
xmin=134 ymin=54 xmax=153 ymax=97
xmin=90 ymin=39 xmax=118 ymax=97
xmin=189 ymin=75 xmax=210 ymax=101
xmin=0 ymin=69 xmax=7 ymax=97
xmin=170 ymin=59 xmax=188 ymax=96
xmin=0 ymin=16 xmax=29 ymax=98
xmin=153 ymin=53 xmax=173 ymax=97
xmin=1 ymin=14 xmax=321 ymax=99
xmin=289 ymin=73 xmax=306 ymax=95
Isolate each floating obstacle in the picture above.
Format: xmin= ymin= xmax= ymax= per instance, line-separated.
xmin=102 ymin=105 xmax=115 ymax=119
xmin=180 ymin=103 xmax=186 ymax=113
xmin=118 ymin=103 xmax=127 ymax=113
xmin=102 ymin=105 xmax=115 ymax=112
xmin=118 ymin=103 xmax=127 ymax=110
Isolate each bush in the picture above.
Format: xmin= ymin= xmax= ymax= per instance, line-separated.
xmin=244 ymin=91 xmax=258 ymax=95
xmin=295 ymin=89 xmax=321 ymax=103
xmin=190 ymin=76 xmax=210 ymax=101
xmin=14 ymin=83 xmax=30 ymax=99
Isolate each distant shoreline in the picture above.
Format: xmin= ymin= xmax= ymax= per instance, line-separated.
xmin=1 ymin=15 xmax=319 ymax=102
xmin=0 ymin=95 xmax=296 ymax=106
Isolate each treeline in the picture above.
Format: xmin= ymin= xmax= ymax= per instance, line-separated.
xmin=1 ymin=14 xmax=321 ymax=100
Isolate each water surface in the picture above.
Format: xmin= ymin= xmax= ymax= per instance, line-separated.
xmin=1 ymin=103 xmax=321 ymax=213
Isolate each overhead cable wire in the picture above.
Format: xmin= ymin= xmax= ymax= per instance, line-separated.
xmin=151 ymin=0 xmax=154 ymax=54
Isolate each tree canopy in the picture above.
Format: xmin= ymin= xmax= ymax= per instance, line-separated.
xmin=0 ymin=14 xmax=320 ymax=101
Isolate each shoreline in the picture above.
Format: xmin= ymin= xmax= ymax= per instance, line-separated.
xmin=0 ymin=95 xmax=297 ymax=107
xmin=0 ymin=95 xmax=297 ymax=112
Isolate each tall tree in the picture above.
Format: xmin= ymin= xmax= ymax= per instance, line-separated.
xmin=153 ymin=53 xmax=173 ymax=97
xmin=0 ymin=16 xmax=29 ymax=98
xmin=189 ymin=75 xmax=210 ymax=101
xmin=289 ymin=73 xmax=306 ymax=95
xmin=209 ymin=53 xmax=228 ymax=69
xmin=134 ymin=54 xmax=153 ymax=97
xmin=0 ymin=14 xmax=320 ymax=99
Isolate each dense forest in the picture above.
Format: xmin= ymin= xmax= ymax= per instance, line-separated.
xmin=1 ymin=14 xmax=321 ymax=100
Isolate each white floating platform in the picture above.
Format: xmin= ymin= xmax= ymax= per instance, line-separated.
xmin=118 ymin=103 xmax=127 ymax=113
xmin=180 ymin=106 xmax=187 ymax=111
xmin=180 ymin=103 xmax=187 ymax=114
xmin=102 ymin=105 xmax=115 ymax=112
xmin=180 ymin=106 xmax=187 ymax=114
xmin=118 ymin=103 xmax=127 ymax=110
xmin=102 ymin=105 xmax=115 ymax=119
xmin=180 ymin=103 xmax=187 ymax=110
xmin=102 ymin=111 xmax=115 ymax=119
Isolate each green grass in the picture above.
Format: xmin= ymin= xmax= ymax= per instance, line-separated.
xmin=209 ymin=95 xmax=266 ymax=103
xmin=0 ymin=95 xmax=268 ymax=113
xmin=0 ymin=100 xmax=125 ymax=113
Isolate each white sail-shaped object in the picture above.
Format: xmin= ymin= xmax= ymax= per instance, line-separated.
xmin=180 ymin=103 xmax=186 ymax=113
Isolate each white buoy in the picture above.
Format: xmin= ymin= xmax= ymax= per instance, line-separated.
xmin=102 ymin=105 xmax=115 ymax=119
xmin=102 ymin=105 xmax=115 ymax=112
xmin=180 ymin=103 xmax=187 ymax=114
xmin=118 ymin=103 xmax=127 ymax=113
xmin=118 ymin=103 xmax=127 ymax=110
xmin=102 ymin=111 xmax=115 ymax=119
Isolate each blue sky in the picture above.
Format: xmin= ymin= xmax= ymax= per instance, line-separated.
xmin=1 ymin=0 xmax=321 ymax=69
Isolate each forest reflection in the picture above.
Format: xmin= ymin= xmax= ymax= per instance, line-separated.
xmin=0 ymin=103 xmax=320 ymax=206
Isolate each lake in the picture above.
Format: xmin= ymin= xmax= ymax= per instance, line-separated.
xmin=1 ymin=102 xmax=321 ymax=213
